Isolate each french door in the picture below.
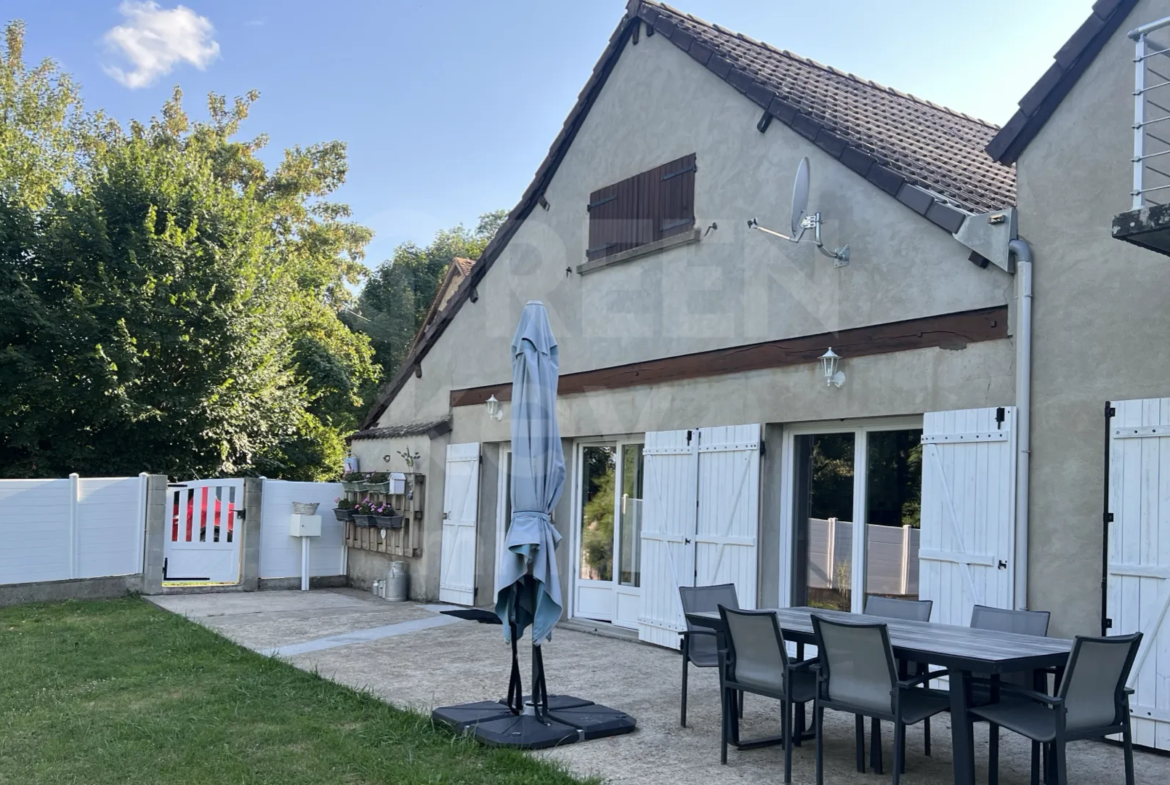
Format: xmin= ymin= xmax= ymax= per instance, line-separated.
xmin=781 ymin=418 xmax=924 ymax=614
xmin=571 ymin=440 xmax=644 ymax=629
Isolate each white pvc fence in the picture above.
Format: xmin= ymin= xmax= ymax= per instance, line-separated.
xmin=0 ymin=475 xmax=146 ymax=586
xmin=808 ymin=517 xmax=920 ymax=597
xmin=258 ymin=480 xmax=346 ymax=579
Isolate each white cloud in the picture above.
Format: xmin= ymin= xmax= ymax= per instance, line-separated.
xmin=102 ymin=2 xmax=219 ymax=89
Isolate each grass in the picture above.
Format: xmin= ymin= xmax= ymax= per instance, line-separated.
xmin=0 ymin=597 xmax=599 ymax=785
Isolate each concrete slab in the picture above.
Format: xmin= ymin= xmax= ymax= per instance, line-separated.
xmin=151 ymin=591 xmax=1169 ymax=785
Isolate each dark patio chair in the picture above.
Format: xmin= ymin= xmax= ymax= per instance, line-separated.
xmin=863 ymin=596 xmax=934 ymax=772
xmin=969 ymin=605 xmax=1052 ymax=705
xmin=811 ymin=614 xmax=950 ymax=785
xmin=717 ymin=607 xmax=817 ymax=783
xmin=970 ymin=632 xmax=1142 ymax=785
xmin=678 ymin=583 xmax=738 ymax=727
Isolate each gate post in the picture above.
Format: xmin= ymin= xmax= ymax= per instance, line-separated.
xmin=140 ymin=475 xmax=170 ymax=595
xmin=241 ymin=478 xmax=263 ymax=591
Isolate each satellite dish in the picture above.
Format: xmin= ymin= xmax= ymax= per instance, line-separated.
xmin=790 ymin=157 xmax=810 ymax=237
xmin=747 ymin=156 xmax=851 ymax=266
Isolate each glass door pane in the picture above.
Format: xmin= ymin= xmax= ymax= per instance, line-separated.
xmin=863 ymin=429 xmax=923 ymax=600
xmin=579 ymin=446 xmax=616 ymax=581
xmin=792 ymin=433 xmax=855 ymax=611
xmin=618 ymin=444 xmax=644 ymax=587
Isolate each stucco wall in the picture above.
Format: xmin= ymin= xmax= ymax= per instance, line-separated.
xmin=365 ymin=27 xmax=1019 ymax=610
xmin=345 ymin=434 xmax=446 ymax=600
xmin=379 ymin=30 xmax=1015 ymax=432
xmin=1016 ymin=0 xmax=1170 ymax=637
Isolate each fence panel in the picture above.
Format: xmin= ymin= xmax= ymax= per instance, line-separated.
xmin=805 ymin=518 xmax=920 ymax=598
xmin=0 ymin=475 xmax=146 ymax=586
xmin=258 ymin=480 xmax=346 ymax=579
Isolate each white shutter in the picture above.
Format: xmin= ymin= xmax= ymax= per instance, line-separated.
xmin=638 ymin=429 xmax=697 ymax=649
xmin=919 ymin=407 xmax=1016 ymax=628
xmin=695 ymin=424 xmax=760 ymax=609
xmin=440 ymin=442 xmax=480 ymax=606
xmin=1108 ymin=398 xmax=1170 ymax=750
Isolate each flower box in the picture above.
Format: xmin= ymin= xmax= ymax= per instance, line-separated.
xmin=374 ymin=514 xmax=404 ymax=530
xmin=341 ymin=481 xmax=363 ymax=492
xmin=362 ymin=481 xmax=391 ymax=494
xmin=353 ymin=515 xmax=375 ymax=528
xmin=332 ymin=507 xmax=354 ymax=522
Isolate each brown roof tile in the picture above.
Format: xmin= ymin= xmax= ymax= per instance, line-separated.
xmin=639 ymin=1 xmax=1016 ymax=213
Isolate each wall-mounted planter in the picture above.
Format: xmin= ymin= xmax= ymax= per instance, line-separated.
xmin=363 ymin=481 xmax=391 ymax=494
xmin=353 ymin=515 xmax=375 ymax=528
xmin=374 ymin=515 xmax=404 ymax=530
xmin=332 ymin=507 xmax=354 ymax=523
xmin=341 ymin=481 xmax=363 ymax=492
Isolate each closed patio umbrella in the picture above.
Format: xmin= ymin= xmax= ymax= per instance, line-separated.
xmin=432 ymin=301 xmax=634 ymax=749
xmin=495 ymin=301 xmax=565 ymax=717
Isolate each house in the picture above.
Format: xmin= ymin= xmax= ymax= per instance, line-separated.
xmin=408 ymin=257 xmax=475 ymax=354
xmin=347 ymin=0 xmax=1170 ymax=749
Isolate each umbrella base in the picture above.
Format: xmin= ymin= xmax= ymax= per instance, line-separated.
xmin=432 ymin=695 xmax=636 ymax=749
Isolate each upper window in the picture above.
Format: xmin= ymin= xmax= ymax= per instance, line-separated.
xmin=586 ymin=153 xmax=696 ymax=261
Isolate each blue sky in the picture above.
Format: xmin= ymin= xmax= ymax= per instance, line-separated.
xmin=8 ymin=1 xmax=1092 ymax=267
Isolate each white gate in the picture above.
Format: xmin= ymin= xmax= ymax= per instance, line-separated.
xmin=164 ymin=479 xmax=245 ymax=584
xmin=440 ymin=442 xmax=480 ymax=606
xmin=919 ymin=407 xmax=1016 ymax=627
xmin=638 ymin=424 xmax=761 ymax=649
xmin=1107 ymin=397 xmax=1170 ymax=750
xmin=695 ymin=425 xmax=760 ymax=607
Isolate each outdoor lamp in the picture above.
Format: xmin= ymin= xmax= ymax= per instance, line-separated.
xmin=486 ymin=394 xmax=504 ymax=421
xmin=819 ymin=348 xmax=845 ymax=388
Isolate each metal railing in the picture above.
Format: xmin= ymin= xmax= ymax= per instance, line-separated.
xmin=1130 ymin=17 xmax=1170 ymax=209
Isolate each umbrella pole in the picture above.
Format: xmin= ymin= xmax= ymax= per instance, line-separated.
xmin=506 ymin=604 xmax=523 ymax=715
xmin=531 ymin=642 xmax=549 ymax=722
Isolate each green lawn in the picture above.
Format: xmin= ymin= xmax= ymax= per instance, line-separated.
xmin=0 ymin=598 xmax=598 ymax=785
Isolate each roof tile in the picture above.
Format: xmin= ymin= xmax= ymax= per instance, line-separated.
xmin=644 ymin=1 xmax=1016 ymax=212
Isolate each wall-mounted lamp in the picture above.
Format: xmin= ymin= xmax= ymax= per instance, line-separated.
xmin=819 ymin=348 xmax=845 ymax=388
xmin=485 ymin=394 xmax=504 ymax=421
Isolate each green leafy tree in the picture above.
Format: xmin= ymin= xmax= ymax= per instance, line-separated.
xmin=0 ymin=22 xmax=378 ymax=479
xmin=353 ymin=209 xmax=507 ymax=379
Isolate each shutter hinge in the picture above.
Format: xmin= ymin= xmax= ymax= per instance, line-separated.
xmin=995 ymin=407 xmax=1006 ymax=426
xmin=1104 ymin=618 xmax=1113 ymax=630
xmin=759 ymin=439 xmax=766 ymax=457
xmin=1104 ymin=512 xmax=1114 ymax=524
xmin=661 ymin=164 xmax=697 ymax=181
xmin=478 ymin=454 xmax=483 ymax=465
xmin=686 ymin=429 xmax=692 ymax=446
xmin=1106 ymin=403 xmax=1116 ymax=418
xmin=587 ymin=195 xmax=616 ymax=212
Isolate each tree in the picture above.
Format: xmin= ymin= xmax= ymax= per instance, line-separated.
xmin=0 ymin=21 xmax=379 ymax=480
xmin=353 ymin=209 xmax=507 ymax=379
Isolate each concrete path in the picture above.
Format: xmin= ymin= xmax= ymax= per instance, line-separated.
xmin=149 ymin=590 xmax=1167 ymax=784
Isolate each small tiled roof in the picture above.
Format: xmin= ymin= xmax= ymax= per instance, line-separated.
xmin=987 ymin=0 xmax=1138 ymax=164
xmin=451 ymin=257 xmax=474 ymax=276
xmin=347 ymin=417 xmax=452 ymax=442
xmin=641 ymin=1 xmax=1016 ymax=214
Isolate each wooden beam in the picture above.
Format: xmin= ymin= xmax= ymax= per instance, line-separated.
xmin=449 ymin=306 xmax=1007 ymax=407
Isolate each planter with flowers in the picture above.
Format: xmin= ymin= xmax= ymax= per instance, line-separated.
xmin=352 ymin=497 xmax=377 ymax=527
xmin=362 ymin=471 xmax=391 ymax=494
xmin=332 ymin=497 xmax=357 ymax=522
xmin=341 ymin=471 xmax=366 ymax=493
xmin=371 ymin=502 xmax=404 ymax=530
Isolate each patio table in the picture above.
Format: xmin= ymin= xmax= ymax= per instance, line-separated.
xmin=686 ymin=605 xmax=1073 ymax=785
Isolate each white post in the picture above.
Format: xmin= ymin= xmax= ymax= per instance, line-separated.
xmin=1135 ymin=32 xmax=1147 ymax=210
xmin=900 ymin=525 xmax=912 ymax=596
xmin=136 ymin=473 xmax=148 ymax=574
xmin=301 ymin=536 xmax=310 ymax=591
xmin=826 ymin=517 xmax=837 ymax=589
xmin=68 ymin=473 xmax=80 ymax=579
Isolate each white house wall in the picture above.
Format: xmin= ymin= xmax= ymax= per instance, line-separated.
xmin=1016 ymin=0 xmax=1170 ymax=638
xmin=378 ymin=30 xmax=1016 ymax=434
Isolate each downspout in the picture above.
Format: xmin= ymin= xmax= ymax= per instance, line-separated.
xmin=1009 ymin=238 xmax=1033 ymax=610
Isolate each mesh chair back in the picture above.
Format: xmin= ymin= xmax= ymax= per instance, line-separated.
xmin=811 ymin=615 xmax=898 ymax=715
xmin=679 ymin=583 xmax=739 ymax=664
xmin=970 ymin=605 xmax=1051 ymax=637
xmin=720 ymin=607 xmax=789 ymax=694
xmin=1058 ymin=633 xmax=1142 ymax=733
xmin=864 ymin=595 xmax=933 ymax=622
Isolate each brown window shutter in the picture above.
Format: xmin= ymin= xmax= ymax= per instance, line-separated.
xmin=586 ymin=183 xmax=620 ymax=260
xmin=658 ymin=153 xmax=696 ymax=240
